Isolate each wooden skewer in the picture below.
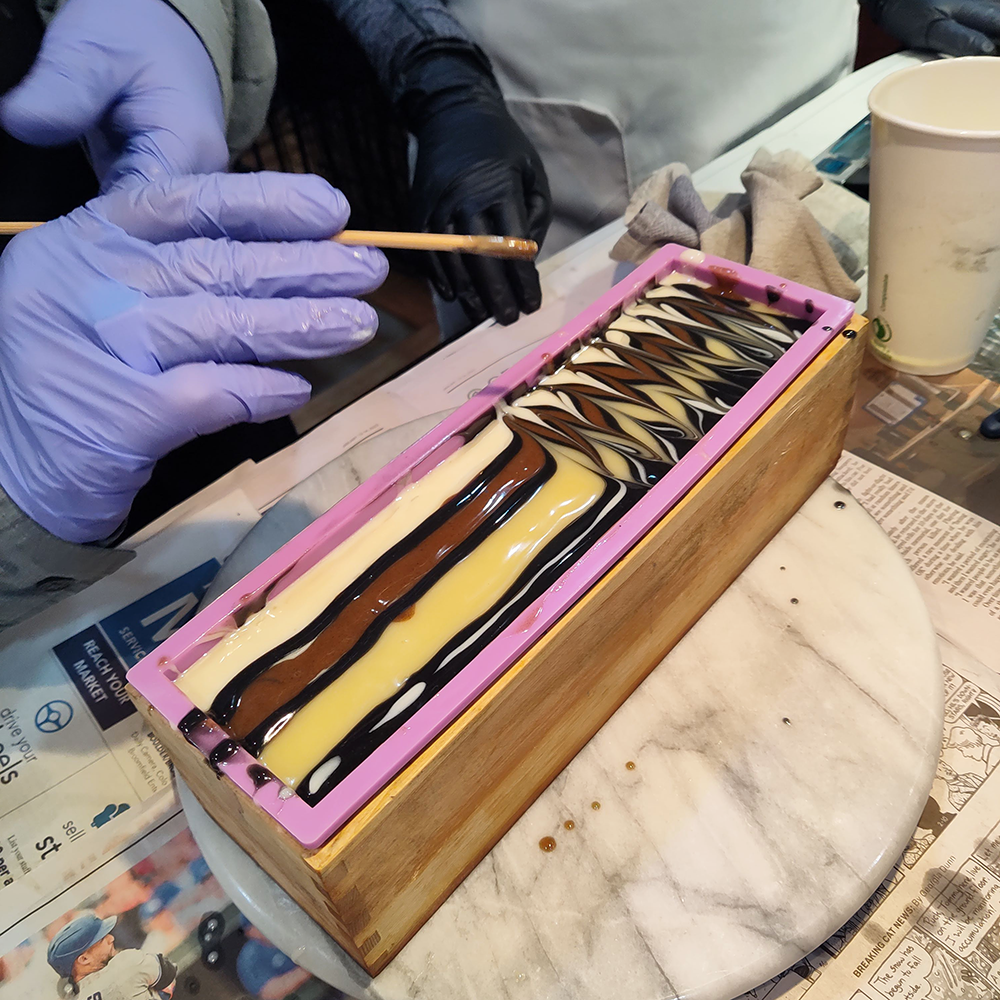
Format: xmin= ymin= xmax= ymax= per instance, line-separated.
xmin=0 ymin=221 xmax=538 ymax=260
xmin=336 ymin=231 xmax=537 ymax=260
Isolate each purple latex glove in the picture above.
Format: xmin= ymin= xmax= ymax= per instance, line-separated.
xmin=0 ymin=172 xmax=388 ymax=543
xmin=0 ymin=0 xmax=228 ymax=190
xmin=865 ymin=0 xmax=1000 ymax=55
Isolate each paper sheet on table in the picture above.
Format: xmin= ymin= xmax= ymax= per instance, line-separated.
xmin=0 ymin=491 xmax=259 ymax=947
xmin=0 ymin=817 xmax=344 ymax=999
xmin=727 ymin=455 xmax=1000 ymax=1000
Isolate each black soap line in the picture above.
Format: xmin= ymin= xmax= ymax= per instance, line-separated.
xmin=178 ymin=708 xmax=207 ymax=741
xmin=299 ymin=477 xmax=643 ymax=804
xmin=242 ymin=451 xmax=559 ymax=757
xmin=627 ymin=313 xmax=791 ymax=367
xmin=247 ymin=764 xmax=277 ymax=789
xmin=209 ymin=432 xmax=528 ymax=724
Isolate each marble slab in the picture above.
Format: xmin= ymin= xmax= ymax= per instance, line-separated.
xmin=185 ymin=464 xmax=943 ymax=1000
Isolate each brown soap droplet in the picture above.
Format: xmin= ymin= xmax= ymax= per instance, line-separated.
xmin=158 ymin=656 xmax=170 ymax=666
xmin=783 ymin=717 xmax=792 ymax=726
xmin=539 ymin=836 xmax=557 ymax=853
xmin=564 ymin=820 xmax=575 ymax=831
xmin=709 ymin=264 xmax=740 ymax=297
xmin=396 ymin=605 xmax=416 ymax=622
xmin=779 ymin=566 xmax=786 ymax=571
xmin=625 ymin=760 xmax=636 ymax=770
xmin=591 ymin=801 xmax=601 ymax=811
xmin=790 ymin=597 xmax=799 ymax=605
xmin=834 ymin=500 xmax=846 ymax=510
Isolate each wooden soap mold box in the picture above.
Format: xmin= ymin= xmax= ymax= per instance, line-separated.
xmin=128 ymin=245 xmax=865 ymax=973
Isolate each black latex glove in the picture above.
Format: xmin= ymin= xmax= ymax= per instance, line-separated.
xmin=865 ymin=0 xmax=1000 ymax=55
xmin=403 ymin=54 xmax=552 ymax=326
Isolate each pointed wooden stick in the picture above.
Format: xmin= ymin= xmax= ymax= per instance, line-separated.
xmin=0 ymin=222 xmax=538 ymax=260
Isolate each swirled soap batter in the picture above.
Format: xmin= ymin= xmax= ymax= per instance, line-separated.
xmin=175 ymin=275 xmax=809 ymax=804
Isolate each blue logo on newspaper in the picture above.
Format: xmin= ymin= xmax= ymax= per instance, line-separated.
xmin=34 ymin=700 xmax=74 ymax=733
xmin=52 ymin=559 xmax=220 ymax=731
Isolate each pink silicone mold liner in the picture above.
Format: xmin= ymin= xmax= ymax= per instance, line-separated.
xmin=128 ymin=245 xmax=854 ymax=848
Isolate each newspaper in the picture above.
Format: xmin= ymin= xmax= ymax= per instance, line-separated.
xmin=0 ymin=492 xmax=348 ymax=998
xmin=725 ymin=455 xmax=1000 ymax=1000
xmin=833 ymin=453 xmax=1000 ymax=673
xmin=0 ymin=822 xmax=344 ymax=1000
xmin=0 ymin=494 xmax=256 ymax=942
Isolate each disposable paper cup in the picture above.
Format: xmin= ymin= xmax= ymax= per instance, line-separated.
xmin=868 ymin=57 xmax=1000 ymax=375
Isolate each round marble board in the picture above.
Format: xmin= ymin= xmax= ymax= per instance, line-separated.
xmin=186 ymin=413 xmax=944 ymax=1000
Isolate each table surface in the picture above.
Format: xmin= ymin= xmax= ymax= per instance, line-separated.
xmin=179 ymin=52 xmax=950 ymax=1000
xmin=188 ymin=462 xmax=944 ymax=1000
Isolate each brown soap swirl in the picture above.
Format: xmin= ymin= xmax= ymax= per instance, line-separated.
xmin=219 ymin=428 xmax=550 ymax=740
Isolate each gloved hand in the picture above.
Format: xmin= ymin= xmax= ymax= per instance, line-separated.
xmin=865 ymin=0 xmax=1000 ymax=55
xmin=0 ymin=0 xmax=229 ymax=190
xmin=0 ymin=172 xmax=387 ymax=544
xmin=405 ymin=54 xmax=551 ymax=327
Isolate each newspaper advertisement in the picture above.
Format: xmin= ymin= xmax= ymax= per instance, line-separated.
xmin=729 ymin=454 xmax=1000 ymax=1000
xmin=0 ymin=493 xmax=259 ymax=949
xmin=0 ymin=489 xmax=349 ymax=998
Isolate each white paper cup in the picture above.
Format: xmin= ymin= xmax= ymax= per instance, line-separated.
xmin=868 ymin=57 xmax=1000 ymax=375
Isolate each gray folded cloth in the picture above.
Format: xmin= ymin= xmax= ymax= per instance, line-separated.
xmin=611 ymin=149 xmax=862 ymax=302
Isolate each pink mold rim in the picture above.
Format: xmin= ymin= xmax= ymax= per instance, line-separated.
xmin=127 ymin=244 xmax=855 ymax=849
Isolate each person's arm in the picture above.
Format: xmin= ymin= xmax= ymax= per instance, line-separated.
xmin=324 ymin=0 xmax=552 ymax=327
xmin=317 ymin=0 xmax=489 ymax=104
xmin=7 ymin=0 xmax=277 ymax=188
xmin=862 ymin=0 xmax=1000 ymax=56
xmin=0 ymin=485 xmax=133 ymax=631
xmin=33 ymin=0 xmax=277 ymax=155
xmin=259 ymin=967 xmax=312 ymax=1000
xmin=112 ymin=949 xmax=178 ymax=997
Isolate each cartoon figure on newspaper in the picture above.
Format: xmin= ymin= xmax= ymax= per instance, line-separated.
xmin=904 ymin=677 xmax=1000 ymax=869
